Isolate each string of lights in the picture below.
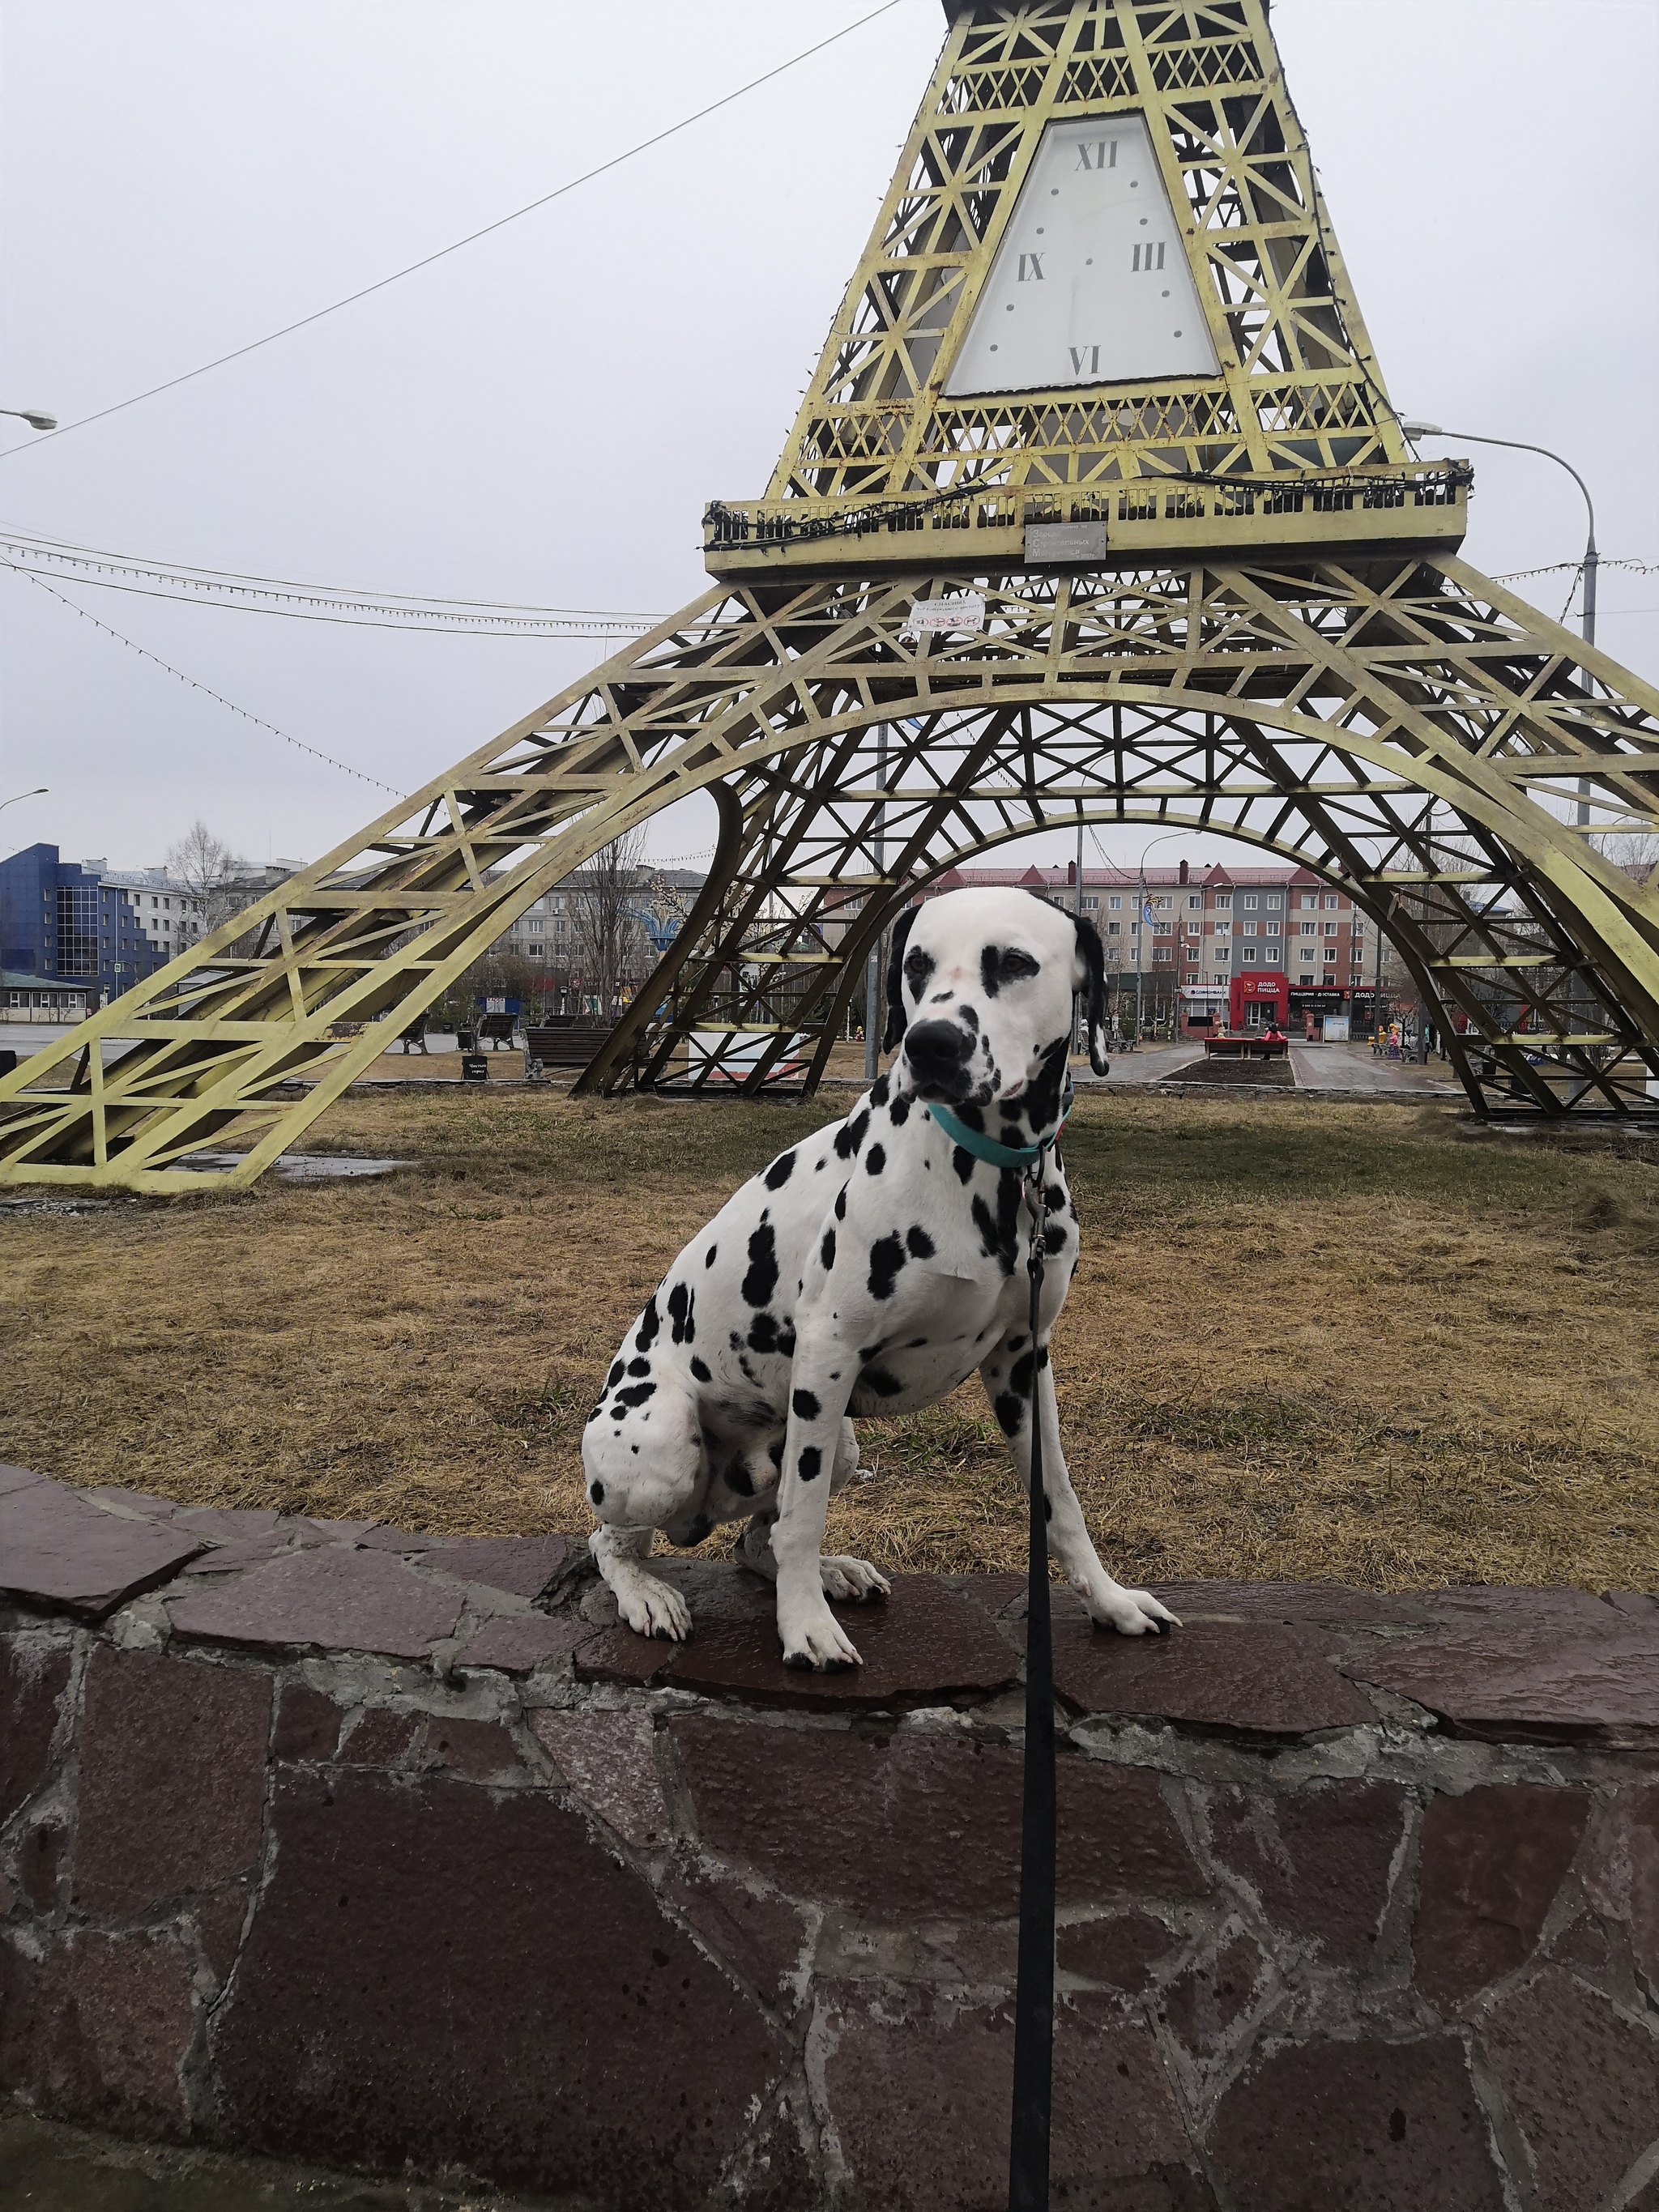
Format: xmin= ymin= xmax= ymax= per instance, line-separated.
xmin=3 ymin=562 xmax=405 ymax=796
xmin=0 ymin=531 xmax=662 ymax=636
xmin=0 ymin=0 xmax=904 ymax=465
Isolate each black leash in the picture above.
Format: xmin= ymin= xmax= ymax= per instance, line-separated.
xmin=1009 ymin=1157 xmax=1055 ymax=2212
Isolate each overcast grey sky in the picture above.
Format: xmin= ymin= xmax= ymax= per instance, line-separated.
xmin=2 ymin=0 xmax=1654 ymax=883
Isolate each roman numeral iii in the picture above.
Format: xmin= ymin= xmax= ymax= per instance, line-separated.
xmin=1132 ymin=242 xmax=1166 ymax=273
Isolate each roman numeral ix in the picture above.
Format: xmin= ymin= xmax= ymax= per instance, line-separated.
xmin=1075 ymin=139 xmax=1117 ymax=171
xmin=1017 ymin=253 xmax=1045 ymax=282
xmin=1132 ymin=242 xmax=1166 ymax=273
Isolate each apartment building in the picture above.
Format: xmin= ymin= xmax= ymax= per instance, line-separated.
xmin=0 ymin=844 xmax=208 ymax=1008
xmin=919 ymin=859 xmax=1405 ymax=1033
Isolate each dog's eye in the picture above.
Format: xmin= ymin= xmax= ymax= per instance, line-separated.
xmin=904 ymin=948 xmax=936 ymax=997
xmin=1000 ymin=950 xmax=1041 ymax=983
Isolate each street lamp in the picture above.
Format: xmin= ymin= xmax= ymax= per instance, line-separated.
xmin=1 ymin=787 xmax=49 ymax=814
xmin=1401 ymin=420 xmax=1597 ymax=821
xmin=0 ymin=408 xmax=57 ymax=433
xmin=1090 ymin=828 xmax=1192 ymax=1046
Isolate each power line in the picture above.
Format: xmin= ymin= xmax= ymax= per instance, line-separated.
xmin=2 ymin=563 xmax=404 ymax=795
xmin=0 ymin=531 xmax=663 ymax=635
xmin=0 ymin=1 xmax=905 ymax=465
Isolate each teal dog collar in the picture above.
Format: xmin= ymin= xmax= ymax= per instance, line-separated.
xmin=923 ymin=1079 xmax=1073 ymax=1170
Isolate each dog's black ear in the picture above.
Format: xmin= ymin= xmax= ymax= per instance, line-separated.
xmin=1071 ymin=912 xmax=1111 ymax=1076
xmin=883 ymin=902 xmax=919 ymax=1052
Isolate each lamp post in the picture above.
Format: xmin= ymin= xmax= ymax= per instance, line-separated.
xmin=1090 ymin=829 xmax=1192 ymax=1046
xmin=0 ymin=408 xmax=57 ymax=433
xmin=1 ymin=789 xmax=49 ymax=815
xmin=1401 ymin=422 xmax=1598 ymax=823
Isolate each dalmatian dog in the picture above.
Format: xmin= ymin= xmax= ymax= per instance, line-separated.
xmin=583 ymin=884 xmax=1179 ymax=1669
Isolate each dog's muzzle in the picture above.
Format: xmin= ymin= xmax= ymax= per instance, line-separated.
xmin=903 ymin=1018 xmax=975 ymax=1100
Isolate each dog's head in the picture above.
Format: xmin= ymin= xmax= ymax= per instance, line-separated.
xmin=882 ymin=885 xmax=1110 ymax=1115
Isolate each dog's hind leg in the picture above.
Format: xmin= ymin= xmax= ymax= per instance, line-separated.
xmin=740 ymin=1419 xmax=889 ymax=1603
xmin=979 ymin=1335 xmax=1179 ymax=1637
xmin=590 ymin=1524 xmax=693 ymax=1642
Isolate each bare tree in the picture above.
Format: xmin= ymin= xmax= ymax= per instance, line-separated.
xmin=167 ymin=820 xmax=252 ymax=930
xmin=569 ymin=829 xmax=650 ymax=1018
xmin=1594 ymin=827 xmax=1659 ymax=885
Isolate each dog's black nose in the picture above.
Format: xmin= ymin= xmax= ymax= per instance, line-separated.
xmin=905 ymin=1019 xmax=973 ymax=1095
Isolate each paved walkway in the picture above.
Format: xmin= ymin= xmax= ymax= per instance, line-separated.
xmin=1077 ymin=1038 xmax=1457 ymax=1095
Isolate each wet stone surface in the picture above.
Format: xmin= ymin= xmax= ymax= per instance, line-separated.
xmin=1 ymin=1474 xmax=1654 ymax=2209
xmin=164 ymin=1545 xmax=464 ymax=1661
xmin=1051 ymin=1617 xmax=1375 ymax=1734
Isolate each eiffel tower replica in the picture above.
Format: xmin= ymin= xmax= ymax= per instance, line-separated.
xmin=6 ymin=0 xmax=1659 ymax=1191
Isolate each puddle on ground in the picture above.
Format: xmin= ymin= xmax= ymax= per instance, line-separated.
xmin=0 ymin=2107 xmax=538 ymax=2211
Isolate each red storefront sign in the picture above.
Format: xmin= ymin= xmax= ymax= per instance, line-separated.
xmin=1229 ymin=970 xmax=1289 ymax=1027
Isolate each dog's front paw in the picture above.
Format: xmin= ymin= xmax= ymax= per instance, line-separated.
xmin=778 ymin=1596 xmax=864 ymax=1671
xmin=618 ymin=1574 xmax=693 ymax=1643
xmin=1087 ymin=1586 xmax=1182 ymax=1637
xmin=821 ymin=1554 xmax=891 ymax=1604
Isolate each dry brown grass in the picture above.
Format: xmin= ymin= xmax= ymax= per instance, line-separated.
xmin=3 ymin=1085 xmax=1657 ymax=1592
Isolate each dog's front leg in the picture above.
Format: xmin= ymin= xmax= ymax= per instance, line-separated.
xmin=979 ymin=1334 xmax=1180 ymax=1637
xmin=770 ymin=1365 xmax=872 ymax=1669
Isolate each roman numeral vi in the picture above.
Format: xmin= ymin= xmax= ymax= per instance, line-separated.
xmin=1068 ymin=344 xmax=1102 ymax=375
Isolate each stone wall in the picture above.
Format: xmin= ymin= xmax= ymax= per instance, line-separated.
xmin=2 ymin=1460 xmax=1656 ymax=2209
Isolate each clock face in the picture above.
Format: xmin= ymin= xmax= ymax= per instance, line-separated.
xmin=943 ymin=113 xmax=1220 ymax=397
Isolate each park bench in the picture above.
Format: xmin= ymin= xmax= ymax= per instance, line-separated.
xmin=477 ymin=1012 xmax=518 ymax=1049
xmin=526 ymin=1021 xmax=613 ymax=1068
xmin=1203 ymin=1033 xmax=1288 ymax=1060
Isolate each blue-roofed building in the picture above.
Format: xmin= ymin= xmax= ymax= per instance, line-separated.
xmin=0 ymin=843 xmax=207 ymax=1009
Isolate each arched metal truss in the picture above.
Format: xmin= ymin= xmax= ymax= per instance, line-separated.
xmin=3 ymin=552 xmax=1657 ymax=1191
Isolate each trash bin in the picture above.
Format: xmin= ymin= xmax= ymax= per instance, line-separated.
xmin=460 ymin=1054 xmax=489 ymax=1084
xmin=457 ymin=1025 xmax=478 ymax=1053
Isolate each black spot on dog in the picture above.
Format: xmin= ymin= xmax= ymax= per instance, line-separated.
xmin=834 ymin=1187 xmax=848 ymax=1221
xmin=741 ymin=1222 xmax=779 ymax=1309
xmin=906 ymin=1225 xmax=935 ymax=1259
xmin=672 ymin=1515 xmax=713 ymax=1549
xmin=981 ymin=944 xmax=1004 ymax=999
xmin=871 ymin=1073 xmax=890 ymax=1108
xmin=607 ymin=1361 xmax=625 ymax=1391
xmin=904 ymin=945 xmax=936 ymax=999
xmin=1000 ymin=1123 xmax=1025 ymax=1148
xmin=586 ymin=1403 xmax=606 ymax=1425
xmin=635 ymin=1297 xmax=661 ymax=1352
xmin=765 ymin=1149 xmax=796 ymax=1191
xmin=705 ymin=1244 xmax=718 ymax=1268
xmin=690 ymin=1356 xmax=712 ymax=1383
xmin=993 ymin=1392 xmax=1024 ymax=1436
xmin=868 ymin=1234 xmax=906 ymax=1301
xmin=1009 ymin=1336 xmax=1026 ymax=1353
xmin=667 ymin=1281 xmax=696 ymax=1345
xmin=957 ymin=1101 xmax=986 ymax=1133
xmin=958 ymin=1004 xmax=979 ymax=1034
xmin=798 ymin=1446 xmax=822 ymax=1481
xmin=1045 ymin=1183 xmax=1066 ymax=1211
xmin=590 ymin=1480 xmax=605 ymax=1502
xmin=820 ymin=1226 xmax=836 ymax=1271
xmin=1044 ymin=1222 xmax=1068 ymax=1255
xmin=768 ymin=1438 xmax=784 ymax=1468
xmin=859 ymin=1366 xmax=903 ymax=1397
xmin=906 ymin=1336 xmax=928 ymax=1349
xmin=627 ymin=1357 xmax=651 ymax=1377
xmin=834 ymin=1108 xmax=869 ymax=1161
xmin=631 ymin=1444 xmax=639 ymax=1455
xmin=777 ymin=1324 xmax=796 ymax=1359
xmin=1044 ymin=1494 xmax=1053 ymax=1523
xmin=952 ymin=1143 xmax=976 ymax=1183
xmin=858 ymin=1343 xmax=885 ymax=1363
xmin=888 ymin=1091 xmax=911 ymax=1127
xmin=614 ymin=1381 xmax=657 ymax=1409
xmin=749 ymin=1311 xmax=782 ymax=1355
xmin=792 ymin=1387 xmax=821 ymax=1421
xmin=971 ymin=1171 xmax=1023 ymax=1276
xmin=865 ymin=1144 xmax=886 ymax=1177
